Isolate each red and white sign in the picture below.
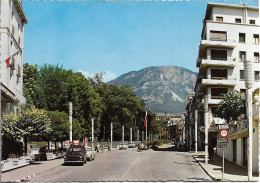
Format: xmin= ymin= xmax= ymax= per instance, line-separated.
xmin=73 ymin=140 xmax=80 ymax=145
xmin=219 ymin=129 xmax=229 ymax=138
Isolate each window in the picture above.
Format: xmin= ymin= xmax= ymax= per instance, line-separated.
xmin=254 ymin=52 xmax=259 ymax=62
xmin=12 ymin=25 xmax=15 ymax=36
xmin=210 ymin=31 xmax=227 ymax=41
xmin=239 ymin=51 xmax=246 ymax=61
xmin=239 ymin=33 xmax=246 ymax=43
xmin=211 ymin=69 xmax=227 ymax=79
xmin=240 ymin=89 xmax=246 ymax=94
xmin=255 ymin=71 xmax=260 ymax=81
xmin=211 ymin=88 xmax=228 ymax=99
xmin=211 ymin=49 xmax=227 ymax=60
xmin=253 ymin=34 xmax=259 ymax=44
xmin=240 ymin=70 xmax=245 ymax=80
xmin=216 ymin=16 xmax=223 ymax=22
xmin=211 ymin=107 xmax=218 ymax=117
xmin=235 ymin=18 xmax=241 ymax=23
xmin=18 ymin=37 xmax=21 ymax=46
xmin=249 ymin=20 xmax=255 ymax=25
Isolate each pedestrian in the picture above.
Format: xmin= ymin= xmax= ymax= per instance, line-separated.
xmin=209 ymin=146 xmax=214 ymax=162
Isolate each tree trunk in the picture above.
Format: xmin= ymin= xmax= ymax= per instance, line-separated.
xmin=24 ymin=136 xmax=28 ymax=155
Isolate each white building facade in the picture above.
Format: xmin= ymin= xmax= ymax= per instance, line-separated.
xmin=0 ymin=0 xmax=27 ymax=114
xmin=190 ymin=3 xmax=260 ymax=173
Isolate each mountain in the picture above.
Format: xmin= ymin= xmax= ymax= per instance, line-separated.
xmin=109 ymin=66 xmax=197 ymax=114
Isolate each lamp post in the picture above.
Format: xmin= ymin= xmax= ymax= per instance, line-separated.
xmin=244 ymin=60 xmax=253 ymax=181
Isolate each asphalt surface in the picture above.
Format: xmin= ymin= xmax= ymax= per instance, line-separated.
xmin=2 ymin=145 xmax=212 ymax=182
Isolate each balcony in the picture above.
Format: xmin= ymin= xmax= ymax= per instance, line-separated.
xmin=201 ymin=78 xmax=236 ymax=87
xmin=197 ymin=57 xmax=236 ymax=68
xmin=199 ymin=39 xmax=236 ymax=55
xmin=201 ymin=38 xmax=236 ymax=48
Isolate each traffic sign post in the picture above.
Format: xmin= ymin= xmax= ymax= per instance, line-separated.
xmin=218 ymin=129 xmax=229 ymax=179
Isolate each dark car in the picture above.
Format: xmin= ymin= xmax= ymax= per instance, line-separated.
xmin=64 ymin=145 xmax=87 ymax=165
xmin=175 ymin=142 xmax=187 ymax=151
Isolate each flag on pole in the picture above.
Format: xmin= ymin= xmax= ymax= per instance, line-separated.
xmin=5 ymin=57 xmax=11 ymax=68
xmin=3 ymin=51 xmax=20 ymax=68
xmin=144 ymin=110 xmax=147 ymax=127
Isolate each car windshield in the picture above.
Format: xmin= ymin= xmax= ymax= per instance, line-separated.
xmin=68 ymin=147 xmax=83 ymax=152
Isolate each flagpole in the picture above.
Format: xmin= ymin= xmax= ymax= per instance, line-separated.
xmin=145 ymin=110 xmax=147 ymax=148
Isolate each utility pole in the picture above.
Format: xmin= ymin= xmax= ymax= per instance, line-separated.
xmin=92 ymin=118 xmax=94 ymax=151
xmin=142 ymin=131 xmax=144 ymax=142
xmin=137 ymin=130 xmax=139 ymax=141
xmin=130 ymin=128 xmax=132 ymax=142
xmin=111 ymin=123 xmax=113 ymax=149
xmin=244 ymin=60 xmax=253 ymax=181
xmin=0 ymin=83 xmax=2 ymax=181
xmin=195 ymin=110 xmax=198 ymax=155
xmin=122 ymin=126 xmax=124 ymax=144
xmin=204 ymin=95 xmax=208 ymax=164
xmin=69 ymin=102 xmax=73 ymax=143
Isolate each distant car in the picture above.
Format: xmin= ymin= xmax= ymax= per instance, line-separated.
xmin=128 ymin=142 xmax=136 ymax=148
xmin=119 ymin=143 xmax=128 ymax=150
xmin=64 ymin=145 xmax=87 ymax=165
xmin=175 ymin=142 xmax=187 ymax=151
xmin=30 ymin=144 xmax=40 ymax=160
xmin=171 ymin=140 xmax=176 ymax=145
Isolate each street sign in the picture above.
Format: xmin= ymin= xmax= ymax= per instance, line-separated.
xmin=218 ymin=124 xmax=229 ymax=130
xmin=219 ymin=129 xmax=229 ymax=138
xmin=218 ymin=138 xmax=227 ymax=143
xmin=218 ymin=142 xmax=227 ymax=148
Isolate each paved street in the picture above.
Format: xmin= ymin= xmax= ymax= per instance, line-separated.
xmin=2 ymin=144 xmax=211 ymax=182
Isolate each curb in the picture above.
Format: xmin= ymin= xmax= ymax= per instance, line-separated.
xmin=192 ymin=155 xmax=220 ymax=182
xmin=15 ymin=173 xmax=35 ymax=182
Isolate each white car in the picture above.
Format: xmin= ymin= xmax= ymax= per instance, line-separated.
xmin=128 ymin=142 xmax=136 ymax=148
xmin=119 ymin=143 xmax=128 ymax=150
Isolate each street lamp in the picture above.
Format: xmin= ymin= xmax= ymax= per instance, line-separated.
xmin=244 ymin=60 xmax=253 ymax=181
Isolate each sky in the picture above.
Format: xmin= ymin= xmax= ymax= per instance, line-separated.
xmin=23 ymin=0 xmax=259 ymax=82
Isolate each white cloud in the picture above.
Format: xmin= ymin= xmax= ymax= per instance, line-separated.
xmin=79 ymin=70 xmax=117 ymax=82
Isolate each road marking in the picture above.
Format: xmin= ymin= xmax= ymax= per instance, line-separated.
xmin=119 ymin=157 xmax=138 ymax=181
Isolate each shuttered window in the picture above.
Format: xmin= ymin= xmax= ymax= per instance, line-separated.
xmin=216 ymin=16 xmax=223 ymax=22
xmin=211 ymin=49 xmax=227 ymax=60
xmin=210 ymin=31 xmax=227 ymax=41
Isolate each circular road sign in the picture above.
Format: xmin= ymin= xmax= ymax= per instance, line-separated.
xmin=219 ymin=129 xmax=229 ymax=138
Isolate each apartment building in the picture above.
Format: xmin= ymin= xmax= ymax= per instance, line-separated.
xmin=0 ymin=0 xmax=27 ymax=115
xmin=186 ymin=3 xmax=260 ymax=173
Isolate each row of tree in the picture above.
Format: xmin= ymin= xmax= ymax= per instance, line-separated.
xmin=2 ymin=63 xmax=161 ymax=158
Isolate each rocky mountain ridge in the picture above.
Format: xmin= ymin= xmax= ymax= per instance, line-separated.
xmin=109 ymin=66 xmax=197 ymax=114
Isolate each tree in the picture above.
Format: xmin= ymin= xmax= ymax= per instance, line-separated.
xmin=23 ymin=63 xmax=47 ymax=109
xmin=16 ymin=106 xmax=52 ymax=153
xmin=216 ymin=91 xmax=246 ymax=122
xmin=47 ymin=111 xmax=70 ymax=151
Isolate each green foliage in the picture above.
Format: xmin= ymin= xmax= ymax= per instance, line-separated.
xmin=47 ymin=111 xmax=70 ymax=142
xmin=72 ymin=119 xmax=82 ymax=139
xmin=17 ymin=106 xmax=52 ymax=141
xmin=23 ymin=63 xmax=47 ymax=109
xmin=216 ymin=91 xmax=246 ymax=121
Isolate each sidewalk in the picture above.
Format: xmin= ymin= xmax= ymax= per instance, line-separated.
xmin=191 ymin=151 xmax=259 ymax=182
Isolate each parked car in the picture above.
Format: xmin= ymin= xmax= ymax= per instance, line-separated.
xmin=119 ymin=143 xmax=128 ymax=150
xmin=171 ymin=140 xmax=176 ymax=145
xmin=64 ymin=145 xmax=87 ymax=165
xmin=128 ymin=142 xmax=136 ymax=148
xmin=29 ymin=144 xmax=40 ymax=161
xmin=175 ymin=142 xmax=187 ymax=151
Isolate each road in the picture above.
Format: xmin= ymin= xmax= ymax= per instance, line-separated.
xmin=2 ymin=144 xmax=212 ymax=182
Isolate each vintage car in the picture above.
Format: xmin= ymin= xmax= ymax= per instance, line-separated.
xmin=64 ymin=145 xmax=87 ymax=165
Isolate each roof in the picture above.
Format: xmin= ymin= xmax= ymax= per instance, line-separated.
xmin=205 ymin=3 xmax=259 ymax=20
xmin=13 ymin=0 xmax=28 ymax=24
